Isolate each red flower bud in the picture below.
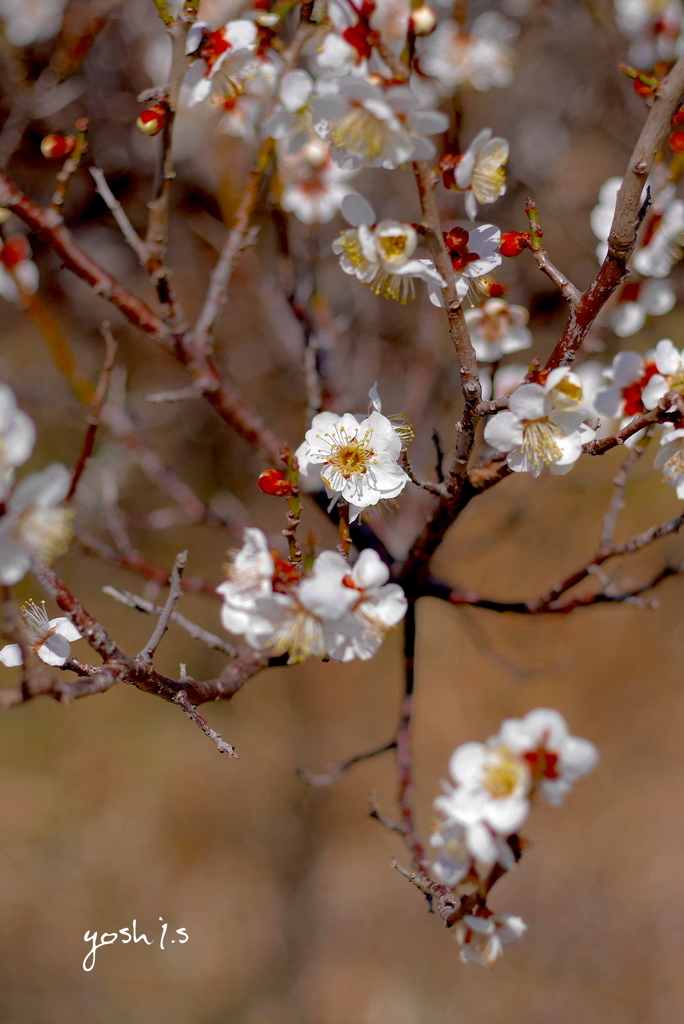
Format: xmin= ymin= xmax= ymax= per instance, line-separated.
xmin=500 ymin=231 xmax=532 ymax=257
xmin=439 ymin=153 xmax=462 ymax=191
xmin=673 ymin=106 xmax=684 ymax=126
xmin=258 ymin=470 xmax=292 ymax=497
xmin=40 ymin=134 xmax=76 ymax=159
xmin=670 ymin=129 xmax=684 ymax=153
xmin=487 ymin=282 xmax=507 ymax=298
xmin=633 ymin=79 xmax=655 ymax=100
xmin=136 ymin=103 xmax=168 ymax=137
xmin=0 ymin=235 xmax=30 ymax=268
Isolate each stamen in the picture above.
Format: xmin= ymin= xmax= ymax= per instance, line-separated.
xmin=520 ymin=419 xmax=563 ymax=471
xmin=329 ymin=105 xmax=392 ymax=160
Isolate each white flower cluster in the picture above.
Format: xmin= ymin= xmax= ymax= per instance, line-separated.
xmin=431 ymin=708 xmax=598 ymax=966
xmin=218 ymin=528 xmax=406 ymax=664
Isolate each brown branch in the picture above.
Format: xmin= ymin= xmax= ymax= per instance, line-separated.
xmin=525 ymin=198 xmax=581 ymax=305
xmin=76 ymin=533 xmax=220 ymax=596
xmin=66 ymin=323 xmax=118 ymax=502
xmin=546 ymin=52 xmax=684 ymax=369
xmin=138 ymin=551 xmax=187 ymax=661
xmin=597 ymin=429 xmax=652 ymax=553
xmin=50 ymin=118 xmax=89 ymax=215
xmin=103 ymin=586 xmax=240 ymax=656
xmin=400 ymin=450 xmax=446 ymax=496
xmin=90 ymin=167 xmax=149 ymax=266
xmin=193 ymin=21 xmax=316 ymax=355
xmin=298 ymin=740 xmax=397 ymax=786
xmin=174 ymin=691 xmax=237 ymax=756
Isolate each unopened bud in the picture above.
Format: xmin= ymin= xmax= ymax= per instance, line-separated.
xmin=258 ymin=469 xmax=292 ymax=496
xmin=500 ymin=231 xmax=532 ymax=257
xmin=673 ymin=106 xmax=684 ymax=126
xmin=410 ymin=5 xmax=437 ymax=35
xmin=136 ymin=103 xmax=168 ymax=136
xmin=256 ymin=12 xmax=280 ymax=27
xmin=487 ymin=281 xmax=507 ymax=298
xmin=0 ymin=208 xmax=11 ymax=225
xmin=633 ymin=79 xmax=655 ymax=100
xmin=669 ymin=129 xmax=684 ymax=153
xmin=40 ymin=134 xmax=76 ymax=159
xmin=0 ymin=235 xmax=30 ymax=268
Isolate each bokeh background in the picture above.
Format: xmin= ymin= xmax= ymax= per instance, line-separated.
xmin=1 ymin=0 xmax=684 ymax=1020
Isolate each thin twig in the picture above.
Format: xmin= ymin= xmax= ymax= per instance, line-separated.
xmin=103 ymin=586 xmax=240 ymax=657
xmin=298 ymin=740 xmax=397 ymax=786
xmin=525 ymin=198 xmax=581 ymax=305
xmin=597 ymin=429 xmax=652 ymax=553
xmin=50 ymin=118 xmax=89 ymax=215
xmin=174 ymin=691 xmax=237 ymax=755
xmin=90 ymin=167 xmax=149 ymax=266
xmin=66 ymin=323 xmax=118 ymax=502
xmin=400 ymin=450 xmax=446 ymax=496
xmin=138 ymin=551 xmax=187 ymax=662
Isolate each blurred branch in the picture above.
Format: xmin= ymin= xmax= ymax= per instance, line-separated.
xmin=546 ymin=52 xmax=684 ymax=369
xmin=90 ymin=167 xmax=149 ymax=266
xmin=66 ymin=323 xmax=118 ymax=502
xmin=193 ymin=20 xmax=316 ymax=355
xmin=76 ymin=533 xmax=221 ymax=596
xmin=50 ymin=118 xmax=89 ymax=215
xmin=597 ymin=429 xmax=652 ymax=553
xmin=298 ymin=739 xmax=397 ymax=786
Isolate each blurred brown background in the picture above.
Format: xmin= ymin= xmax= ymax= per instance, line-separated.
xmin=1 ymin=0 xmax=684 ymax=1020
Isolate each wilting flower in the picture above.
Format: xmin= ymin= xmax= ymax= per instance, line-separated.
xmin=296 ymin=401 xmax=409 ymax=521
xmin=483 ymin=381 xmax=595 ymax=476
xmin=185 ymin=20 xmax=259 ymax=108
xmin=0 ymin=382 xmax=35 ymax=499
xmin=610 ymin=278 xmax=675 ymax=337
xmin=312 ymin=77 xmax=448 ymax=170
xmin=418 ymin=11 xmax=518 ymax=92
xmin=0 ymin=599 xmax=81 ymax=667
xmin=0 ymin=463 xmax=74 ymax=585
xmin=654 ymin=427 xmax=684 ymax=498
xmin=455 ymin=913 xmax=527 ymax=967
xmin=494 ymin=708 xmax=599 ymax=807
xmin=279 ymin=139 xmax=359 ymax=224
xmin=464 ymin=298 xmax=531 ymax=362
xmin=333 ymin=193 xmax=444 ymax=303
xmin=0 ymin=235 xmax=39 ymax=306
xmin=443 ymin=129 xmax=508 ymax=221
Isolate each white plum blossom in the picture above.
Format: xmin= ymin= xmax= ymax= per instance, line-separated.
xmin=295 ymin=402 xmax=409 ymax=521
xmin=455 ymin=913 xmax=527 ymax=967
xmin=279 ymin=139 xmax=359 ymax=224
xmin=494 ymin=708 xmax=599 ymax=807
xmin=333 ymin=193 xmax=445 ymax=303
xmin=593 ymin=349 xmax=656 ymax=419
xmin=614 ymin=0 xmax=683 ymax=65
xmin=445 ymin=128 xmax=508 ymax=221
xmin=0 ymin=463 xmax=74 ymax=585
xmin=430 ymin=820 xmax=474 ymax=887
xmin=304 ymin=548 xmax=407 ymax=661
xmin=312 ymin=77 xmax=448 ymax=170
xmin=436 ymin=741 xmax=531 ymax=867
xmin=185 ymin=20 xmax=259 ymax=108
xmin=633 ymin=197 xmax=684 ymax=278
xmin=265 ymin=69 xmax=316 ymax=151
xmin=654 ymin=427 xmax=684 ymax=498
xmin=429 ymin=224 xmax=502 ymax=307
xmin=464 ymin=298 xmax=531 ymax=362
xmin=0 ymin=600 xmax=81 ymax=668
xmin=0 ymin=0 xmax=67 ymax=47
xmin=483 ymin=381 xmax=595 ymax=476
xmin=610 ymin=278 xmax=676 ymax=337
xmin=418 ymin=11 xmax=518 ymax=93
xmin=590 ymin=176 xmax=622 ymax=264
xmin=217 ymin=530 xmax=406 ymax=663
xmin=0 ymin=382 xmax=35 ymax=499
xmin=640 ymin=338 xmax=684 ymax=409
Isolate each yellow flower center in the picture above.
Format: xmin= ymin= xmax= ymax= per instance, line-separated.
xmin=15 ymin=505 xmax=74 ymax=563
xmin=521 ymin=418 xmax=563 ymax=471
xmin=482 ymin=747 xmax=527 ymax=799
xmin=553 ymin=377 xmax=583 ymax=405
xmin=322 ymin=427 xmax=377 ymax=479
xmin=329 ymin=104 xmax=391 ymax=160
